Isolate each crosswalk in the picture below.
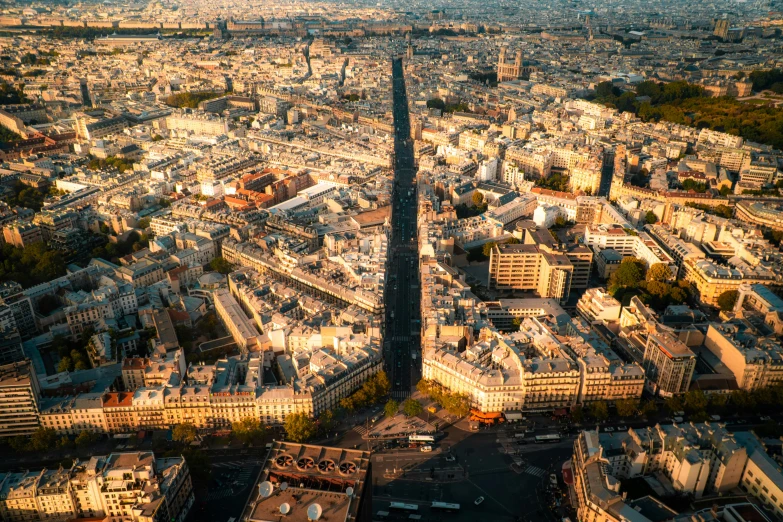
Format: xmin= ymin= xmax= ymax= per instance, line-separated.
xmin=353 ymin=425 xmax=370 ymax=436
xmin=211 ymin=460 xmax=260 ymax=469
xmin=390 ymin=336 xmax=410 ymax=342
xmin=523 ymin=465 xmax=546 ymax=478
xmin=391 ymin=391 xmax=410 ymax=399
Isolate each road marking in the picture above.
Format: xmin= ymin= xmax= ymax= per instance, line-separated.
xmin=523 ymin=465 xmax=546 ymax=478
xmin=465 ymin=478 xmax=516 ymax=516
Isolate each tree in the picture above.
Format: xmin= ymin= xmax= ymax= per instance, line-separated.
xmin=717 ymin=290 xmax=739 ymax=311
xmin=426 ymin=98 xmax=446 ymax=111
xmin=232 ymin=418 xmax=265 ymax=445
xmin=684 ymin=390 xmax=708 ymax=413
xmin=58 ymin=356 xmax=72 ymax=373
xmin=640 ymin=400 xmax=658 ymax=417
xmin=172 ymin=423 xmax=198 ymax=444
xmin=609 ymin=257 xmax=646 ymax=293
xmin=403 ymin=398 xmax=423 ymax=417
xmin=209 ymin=257 xmax=233 ymax=274
xmin=665 ymin=396 xmax=684 ymax=413
xmin=317 ymin=409 xmax=337 ymax=436
xmin=571 ymin=405 xmax=584 ymax=424
xmin=137 ymin=217 xmax=151 ymax=229
xmin=30 ymin=427 xmax=57 ymax=452
xmin=482 ymin=241 xmax=497 ymax=258
xmin=646 ymin=263 xmax=672 ymax=283
xmin=9 ymin=436 xmax=29 ymax=452
xmin=472 ymin=191 xmax=484 ymax=207
xmin=589 ymin=401 xmax=609 ymax=421
xmin=75 ymin=431 xmax=100 ymax=447
xmin=284 ymin=412 xmax=317 ymax=443
xmin=384 ymin=399 xmax=399 ymax=418
xmin=615 ymin=399 xmax=639 ymax=417
xmin=645 ymin=211 xmax=658 ymax=224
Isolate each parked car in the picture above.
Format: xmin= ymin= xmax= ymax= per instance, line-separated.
xmin=474 ymin=497 xmax=485 ymax=506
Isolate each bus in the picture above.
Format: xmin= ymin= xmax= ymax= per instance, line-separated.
xmin=409 ymin=434 xmax=435 ymax=444
xmin=431 ymin=502 xmax=461 ymax=512
xmin=390 ymin=502 xmax=418 ymax=512
xmin=535 ymin=434 xmax=562 ymax=444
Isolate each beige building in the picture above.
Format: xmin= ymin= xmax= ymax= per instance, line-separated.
xmin=0 ymin=361 xmax=40 ymax=437
xmin=488 ymin=226 xmax=592 ymax=303
xmin=2 ymin=221 xmax=43 ymax=248
xmin=682 ymin=257 xmax=780 ymax=307
xmin=0 ymin=451 xmax=193 ymax=522
xmin=214 ymin=288 xmax=261 ymax=353
xmin=704 ymin=323 xmax=783 ymax=391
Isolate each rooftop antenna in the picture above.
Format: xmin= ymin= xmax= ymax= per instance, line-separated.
xmin=345 ymin=486 xmax=354 ymax=497
xmin=280 ymin=503 xmax=291 ymax=515
xmin=307 ymin=503 xmax=323 ymax=521
xmin=258 ymin=481 xmax=273 ymax=498
xmin=280 ymin=482 xmax=289 ymax=491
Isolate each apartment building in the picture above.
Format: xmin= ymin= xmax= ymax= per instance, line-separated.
xmin=115 ymin=258 xmax=165 ymax=289
xmin=573 ymin=423 xmax=765 ymax=522
xmin=642 ymin=329 xmax=696 ymax=396
xmin=214 ymin=288 xmax=260 ymax=353
xmin=2 ymin=221 xmax=43 ymax=248
xmin=704 ymin=322 xmax=783 ymax=391
xmin=165 ymin=112 xmax=229 ymax=137
xmin=585 ymin=224 xmax=676 ymax=274
xmin=0 ymin=451 xmax=193 ymax=522
xmin=488 ymin=227 xmax=592 ymax=303
xmin=576 ymin=288 xmax=622 ymax=323
xmin=0 ymin=361 xmax=40 ymax=437
xmin=682 ymin=257 xmax=780 ymax=307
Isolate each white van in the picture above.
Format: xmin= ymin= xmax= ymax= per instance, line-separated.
xmin=420 ymin=445 xmax=432 ymax=452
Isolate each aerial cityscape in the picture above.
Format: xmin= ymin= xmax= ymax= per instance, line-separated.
xmin=4 ymin=1 xmax=783 ymax=521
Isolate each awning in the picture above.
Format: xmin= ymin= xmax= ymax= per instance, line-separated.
xmin=504 ymin=410 xmax=524 ymax=421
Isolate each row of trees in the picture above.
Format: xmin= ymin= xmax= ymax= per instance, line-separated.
xmin=384 ymin=398 xmax=424 ymax=418
xmin=90 ymin=230 xmax=150 ymax=262
xmin=86 ymin=155 xmax=134 ymax=174
xmin=608 ymin=258 xmax=688 ymax=310
xmin=4 ymin=428 xmax=100 ymax=453
xmin=425 ymin=98 xmax=471 ymax=114
xmin=534 ymin=172 xmax=570 ymax=192
xmin=416 ymin=379 xmax=471 ymax=417
xmin=5 ymin=180 xmax=48 ymax=211
xmin=0 ymin=242 xmax=66 ymax=289
xmin=685 ymin=202 xmax=734 ymax=219
xmin=592 ymin=79 xmax=783 ymax=149
xmin=338 ymin=370 xmax=391 ymax=412
xmin=164 ymin=91 xmax=224 ymax=109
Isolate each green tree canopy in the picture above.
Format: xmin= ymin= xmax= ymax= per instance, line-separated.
xmin=172 ymin=423 xmax=198 ymax=444
xmin=647 ymin=263 xmax=672 ymax=283
xmin=384 ymin=399 xmax=399 ymax=418
xmin=284 ymin=412 xmax=317 ymax=443
xmin=472 ymin=191 xmax=484 ymax=207
xmin=482 ymin=241 xmax=497 ymax=258
xmin=615 ymin=399 xmax=639 ymax=417
xmin=589 ymin=401 xmax=609 ymax=421
xmin=645 ymin=211 xmax=658 ymax=224
xmin=209 ymin=257 xmax=233 ymax=274
xmin=609 ymin=257 xmax=646 ymax=292
xmin=232 ymin=418 xmax=265 ymax=445
xmin=717 ymin=290 xmax=739 ymax=311
xmin=402 ymin=398 xmax=423 ymax=417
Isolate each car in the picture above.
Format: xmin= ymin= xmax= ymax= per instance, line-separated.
xmin=420 ymin=445 xmax=432 ymax=452
xmin=474 ymin=497 xmax=485 ymax=506
xmin=761 ymin=416 xmax=772 ymax=422
xmin=604 ymin=427 xmax=615 ymax=432
xmin=617 ymin=425 xmax=628 ymax=431
xmin=445 ymin=455 xmax=456 ymax=462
